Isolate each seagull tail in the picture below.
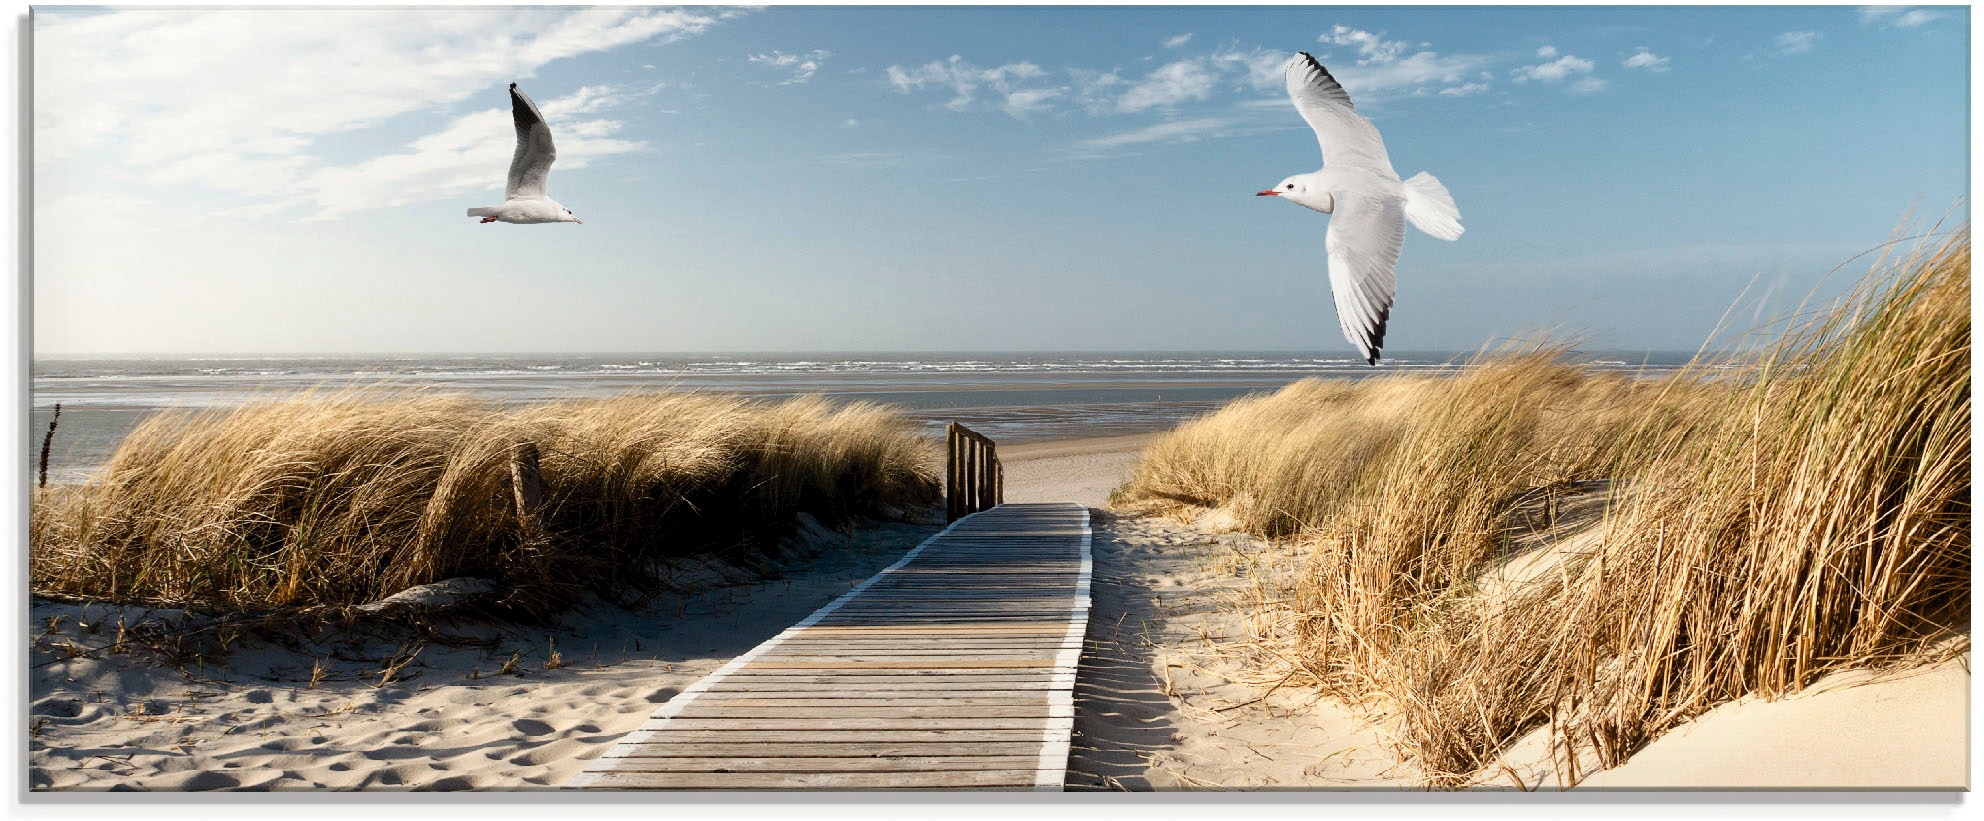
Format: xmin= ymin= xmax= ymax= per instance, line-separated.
xmin=1402 ymin=172 xmax=1464 ymax=241
xmin=467 ymin=207 xmax=498 ymax=218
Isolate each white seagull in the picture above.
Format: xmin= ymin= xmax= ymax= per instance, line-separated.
xmin=1257 ymin=52 xmax=1461 ymax=365
xmin=468 ymin=83 xmax=582 ymax=225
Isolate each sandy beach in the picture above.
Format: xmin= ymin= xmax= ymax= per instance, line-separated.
xmin=28 ymin=432 xmax=1969 ymax=791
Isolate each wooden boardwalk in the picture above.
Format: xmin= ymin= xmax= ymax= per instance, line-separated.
xmin=568 ymin=502 xmax=1093 ymax=790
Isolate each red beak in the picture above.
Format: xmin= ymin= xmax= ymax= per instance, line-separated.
xmin=572 ymin=217 xmax=583 ymax=224
xmin=1256 ymin=189 xmax=1280 ymax=197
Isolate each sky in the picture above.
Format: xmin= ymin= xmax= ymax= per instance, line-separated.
xmin=29 ymin=4 xmax=1972 ymax=356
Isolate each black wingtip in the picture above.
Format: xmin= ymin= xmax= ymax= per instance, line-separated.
xmin=509 ymin=82 xmax=518 ymax=91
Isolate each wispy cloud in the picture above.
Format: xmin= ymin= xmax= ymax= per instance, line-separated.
xmin=748 ymin=49 xmax=831 ymax=85
xmin=1319 ymin=25 xmax=1410 ymax=65
xmin=1859 ymin=6 xmax=1946 ymax=27
xmin=1314 ymin=26 xmax=1491 ymax=100
xmin=886 ymin=54 xmax=1055 ymax=115
xmin=1512 ymin=48 xmax=1597 ymax=84
xmin=1162 ymin=33 xmax=1193 ymax=49
xmin=1117 ymin=58 xmax=1222 ymax=112
xmin=1775 ymin=31 xmax=1819 ymax=55
xmin=1623 ymin=47 xmax=1670 ymax=72
xmin=1073 ymin=117 xmax=1235 ymax=155
xmin=35 ymin=7 xmax=737 ymax=218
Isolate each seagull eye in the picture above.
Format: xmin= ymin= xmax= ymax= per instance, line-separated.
xmin=1285 ymin=183 xmax=1295 ymax=190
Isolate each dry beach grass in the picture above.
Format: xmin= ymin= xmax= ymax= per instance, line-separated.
xmin=31 ymin=392 xmax=939 ymax=617
xmin=1113 ymin=231 xmax=1970 ymax=786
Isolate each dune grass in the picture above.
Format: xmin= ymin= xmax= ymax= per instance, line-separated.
xmin=31 ymin=392 xmax=939 ymax=617
xmin=1112 ymin=230 xmax=1969 ymax=786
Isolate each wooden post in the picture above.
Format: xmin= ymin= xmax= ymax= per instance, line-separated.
xmin=945 ymin=423 xmax=958 ymax=522
xmin=990 ymin=446 xmax=1003 ymax=506
xmin=979 ymin=442 xmax=995 ymax=513
xmin=964 ymin=438 xmax=977 ymax=514
xmin=511 ymin=441 xmax=544 ymax=536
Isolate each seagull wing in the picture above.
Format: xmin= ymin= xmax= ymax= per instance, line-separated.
xmin=506 ymin=84 xmax=557 ymax=200
xmin=1285 ymin=52 xmax=1395 ymax=177
xmin=1325 ymin=191 xmax=1406 ymax=365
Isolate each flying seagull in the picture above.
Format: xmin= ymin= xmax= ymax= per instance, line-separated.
xmin=468 ymin=83 xmax=582 ymax=225
xmin=1256 ymin=52 xmax=1462 ymax=365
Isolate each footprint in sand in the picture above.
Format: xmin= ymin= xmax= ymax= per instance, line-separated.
xmin=510 ymin=718 xmax=554 ymax=736
xmin=170 ymin=769 xmax=241 ymax=790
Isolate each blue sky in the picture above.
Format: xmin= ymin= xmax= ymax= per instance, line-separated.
xmin=31 ymin=4 xmax=1970 ymax=355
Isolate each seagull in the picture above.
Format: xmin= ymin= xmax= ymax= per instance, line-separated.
xmin=468 ymin=83 xmax=582 ymax=225
xmin=1257 ymin=52 xmax=1461 ymax=365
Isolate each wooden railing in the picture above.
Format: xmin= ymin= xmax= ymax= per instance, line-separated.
xmin=945 ymin=422 xmax=1004 ymax=522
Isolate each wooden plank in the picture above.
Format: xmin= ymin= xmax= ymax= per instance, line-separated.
xmin=664 ymin=705 xmax=1061 ymax=720
xmin=640 ymin=717 xmax=1061 ymax=732
xmin=598 ymin=756 xmax=1046 ymax=773
xmin=692 ymin=697 xmax=1055 ymax=708
xmin=619 ymin=729 xmax=1050 ymax=743
xmin=711 ymin=672 xmax=1063 ymax=683
xmin=739 ymin=659 xmax=1053 ymax=670
xmin=604 ymin=741 xmax=1048 ymax=758
xmin=581 ymin=770 xmax=1043 ymax=790
xmin=698 ymin=678 xmax=1071 ymax=694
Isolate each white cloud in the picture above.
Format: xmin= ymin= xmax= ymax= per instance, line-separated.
xmin=1568 ymin=77 xmax=1607 ymax=96
xmin=1536 ymin=45 xmax=1559 ymax=59
xmin=886 ymin=55 xmax=1057 ymax=114
xmin=1512 ymin=53 xmax=1597 ymax=84
xmin=748 ymin=49 xmax=831 ymax=85
xmin=1339 ymin=50 xmax=1490 ymax=99
xmin=1776 ymin=31 xmax=1819 ymax=54
xmin=34 ymin=7 xmax=734 ymax=219
xmin=1309 ymin=28 xmax=1489 ymax=101
xmin=1860 ymin=6 xmax=1945 ymax=27
xmin=1163 ymin=33 xmax=1193 ymax=49
xmin=1002 ymin=87 xmax=1063 ymax=118
xmin=1623 ymin=48 xmax=1670 ymax=72
xmin=1319 ymin=25 xmax=1409 ymax=65
xmin=1075 ymin=117 xmax=1233 ymax=154
xmin=840 ymin=118 xmax=859 ymax=128
xmin=1208 ymin=45 xmax=1290 ymax=91
xmin=890 ymin=29 xmax=1494 ymax=126
xmin=1117 ymin=59 xmax=1221 ymax=112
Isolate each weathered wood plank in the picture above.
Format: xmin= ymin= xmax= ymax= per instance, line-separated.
xmin=619 ymin=729 xmax=1049 ymax=743
xmin=639 ymin=717 xmax=1063 ymax=732
xmin=581 ymin=770 xmax=1043 ymax=790
xmin=692 ymin=697 xmax=1054 ymax=708
xmin=665 ymin=705 xmax=1061 ymax=720
xmin=597 ymin=756 xmax=1047 ymax=773
xmin=603 ymin=741 xmax=1048 ymax=758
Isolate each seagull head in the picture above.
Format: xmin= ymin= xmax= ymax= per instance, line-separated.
xmin=561 ymin=207 xmax=582 ymax=225
xmin=1256 ymin=173 xmax=1334 ymax=214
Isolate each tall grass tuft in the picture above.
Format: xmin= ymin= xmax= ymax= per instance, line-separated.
xmin=1113 ymin=230 xmax=1969 ymax=786
xmin=30 ymin=392 xmax=938 ymax=616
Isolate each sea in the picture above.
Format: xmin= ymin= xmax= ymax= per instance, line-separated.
xmin=28 ymin=351 xmax=1696 ymax=483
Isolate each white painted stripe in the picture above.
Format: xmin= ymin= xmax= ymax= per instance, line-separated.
xmin=566 ymin=508 xmax=992 ymax=788
xmin=1034 ymin=503 xmax=1092 ymax=791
